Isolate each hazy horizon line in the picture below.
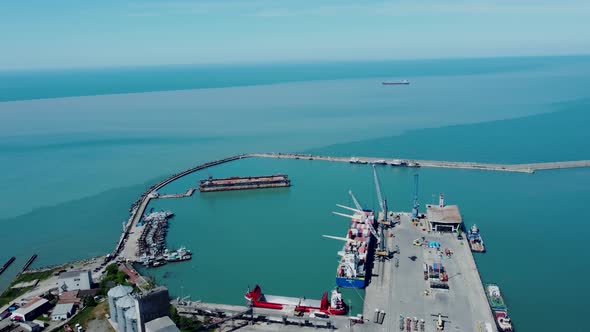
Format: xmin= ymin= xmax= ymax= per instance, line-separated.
xmin=1 ymin=52 xmax=588 ymax=73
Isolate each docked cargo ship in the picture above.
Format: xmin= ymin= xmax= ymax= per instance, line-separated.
xmin=245 ymin=285 xmax=346 ymax=315
xmin=325 ymin=192 xmax=376 ymax=289
xmin=467 ymin=224 xmax=485 ymax=252
xmin=486 ymin=284 xmax=514 ymax=332
xmin=382 ymin=80 xmax=410 ymax=85
xmin=199 ymin=174 xmax=290 ymax=192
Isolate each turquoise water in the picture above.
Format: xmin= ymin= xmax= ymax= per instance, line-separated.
xmin=1 ymin=56 xmax=590 ymax=330
xmin=138 ymin=158 xmax=590 ymax=330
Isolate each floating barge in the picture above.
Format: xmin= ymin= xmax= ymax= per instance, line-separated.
xmin=199 ymin=174 xmax=290 ymax=192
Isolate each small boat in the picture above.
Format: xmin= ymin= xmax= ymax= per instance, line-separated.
xmin=164 ymin=246 xmax=192 ymax=262
xmin=245 ymin=285 xmax=346 ymax=315
xmin=467 ymin=225 xmax=485 ymax=252
xmin=382 ymin=80 xmax=410 ymax=85
xmin=486 ymin=284 xmax=513 ymax=331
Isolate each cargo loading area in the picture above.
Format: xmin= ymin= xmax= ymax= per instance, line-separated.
xmin=363 ymin=213 xmax=497 ymax=332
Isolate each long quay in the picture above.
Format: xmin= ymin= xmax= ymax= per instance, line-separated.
xmin=250 ymin=153 xmax=590 ymax=173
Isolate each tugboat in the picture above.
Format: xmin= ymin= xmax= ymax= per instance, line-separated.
xmin=467 ymin=225 xmax=485 ymax=252
xmin=486 ymin=284 xmax=514 ymax=331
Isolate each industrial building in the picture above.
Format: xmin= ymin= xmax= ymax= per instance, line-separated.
xmin=10 ymin=298 xmax=50 ymax=322
xmin=144 ymin=317 xmax=179 ymax=332
xmin=57 ymin=270 xmax=92 ymax=293
xmin=426 ymin=194 xmax=463 ymax=232
xmin=107 ymin=284 xmax=134 ymax=324
xmin=134 ymin=287 xmax=170 ymax=332
xmin=51 ymin=303 xmax=75 ymax=321
xmin=107 ymin=285 xmax=173 ymax=332
xmin=116 ymin=295 xmax=136 ymax=332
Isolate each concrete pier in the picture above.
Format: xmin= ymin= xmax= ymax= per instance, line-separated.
xmin=173 ymin=299 xmax=349 ymax=331
xmin=117 ymin=155 xmax=249 ymax=261
xmin=153 ymin=188 xmax=196 ymax=199
xmin=251 ymin=153 xmax=590 ymax=173
xmin=362 ymin=213 xmax=497 ymax=332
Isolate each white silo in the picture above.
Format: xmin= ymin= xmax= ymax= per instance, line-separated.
xmin=124 ymin=306 xmax=138 ymax=332
xmin=107 ymin=285 xmax=133 ymax=323
xmin=116 ymin=295 xmax=136 ymax=332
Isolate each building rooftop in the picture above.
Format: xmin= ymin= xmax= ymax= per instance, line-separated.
xmin=136 ymin=286 xmax=168 ymax=299
xmin=116 ymin=295 xmax=135 ymax=309
xmin=426 ymin=204 xmax=462 ymax=224
xmin=107 ymin=284 xmax=133 ymax=298
xmin=125 ymin=307 xmax=137 ymax=319
xmin=58 ymin=270 xmax=89 ymax=279
xmin=52 ymin=303 xmax=74 ymax=317
xmin=144 ymin=316 xmax=179 ymax=332
xmin=12 ymin=298 xmax=48 ymax=316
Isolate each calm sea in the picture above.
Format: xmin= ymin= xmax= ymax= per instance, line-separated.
xmin=1 ymin=56 xmax=589 ymax=331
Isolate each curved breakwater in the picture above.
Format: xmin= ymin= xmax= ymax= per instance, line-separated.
xmin=112 ymin=152 xmax=590 ymax=262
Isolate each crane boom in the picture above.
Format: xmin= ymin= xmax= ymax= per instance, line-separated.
xmin=348 ymin=190 xmax=379 ymax=240
xmin=373 ymin=165 xmax=385 ymax=214
xmin=322 ymin=235 xmax=357 ymax=243
xmin=412 ymin=174 xmax=420 ymax=218
xmin=332 ymin=212 xmax=363 ymax=220
xmin=336 ymin=204 xmax=362 ymax=214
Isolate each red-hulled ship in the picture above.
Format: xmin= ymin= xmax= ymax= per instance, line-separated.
xmin=245 ymin=285 xmax=347 ymax=315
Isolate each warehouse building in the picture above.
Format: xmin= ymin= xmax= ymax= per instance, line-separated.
xmin=57 ymin=270 xmax=92 ymax=293
xmin=51 ymin=303 xmax=75 ymax=321
xmin=10 ymin=298 xmax=50 ymax=322
xmin=426 ymin=194 xmax=463 ymax=233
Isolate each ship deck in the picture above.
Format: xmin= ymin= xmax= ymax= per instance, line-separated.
xmin=262 ymin=294 xmax=321 ymax=308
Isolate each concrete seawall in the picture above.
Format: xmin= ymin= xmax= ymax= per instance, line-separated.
xmin=115 ymin=154 xmax=251 ymax=260
xmin=251 ymin=153 xmax=590 ymax=173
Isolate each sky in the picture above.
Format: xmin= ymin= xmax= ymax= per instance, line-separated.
xmin=1 ymin=0 xmax=589 ymax=69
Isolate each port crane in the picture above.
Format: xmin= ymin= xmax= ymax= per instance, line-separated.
xmin=372 ymin=166 xmax=390 ymax=258
xmin=348 ymin=190 xmax=380 ymax=240
xmin=412 ymin=173 xmax=420 ymax=219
